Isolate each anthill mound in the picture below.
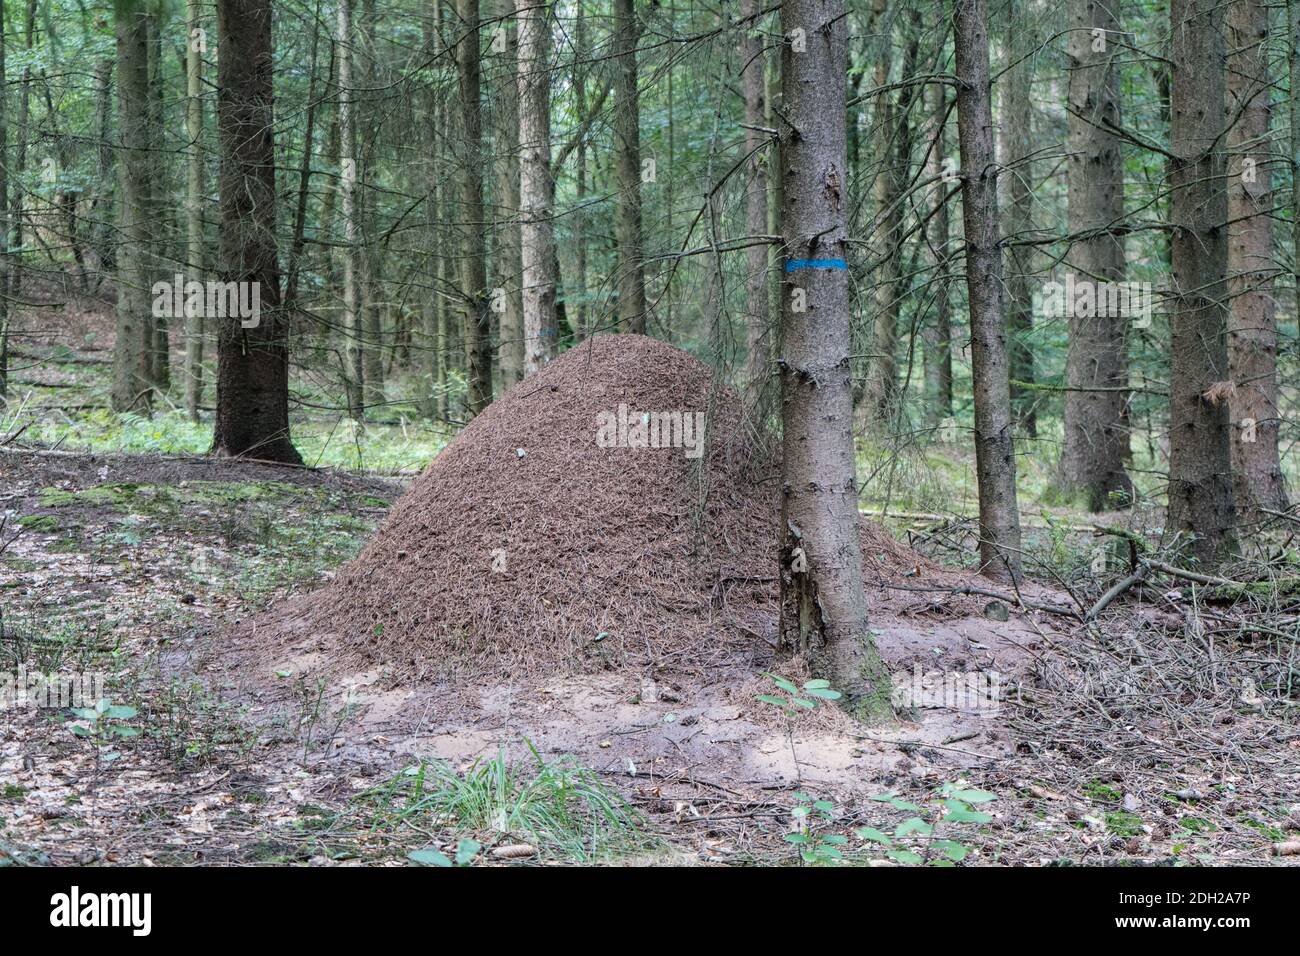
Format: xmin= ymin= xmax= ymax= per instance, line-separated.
xmin=305 ymin=334 xmax=925 ymax=681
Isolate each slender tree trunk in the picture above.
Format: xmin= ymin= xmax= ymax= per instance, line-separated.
xmin=8 ymin=0 xmax=35 ymax=399
xmin=1292 ymin=0 xmax=1300 ymax=332
xmin=778 ymin=0 xmax=891 ymax=721
xmin=144 ymin=14 xmax=168 ymax=393
xmin=1166 ymin=0 xmax=1235 ymax=563
xmin=358 ymin=0 xmax=385 ymax=412
xmin=572 ymin=0 xmax=589 ymax=341
xmin=184 ymin=0 xmax=206 ymax=421
xmin=456 ymin=0 xmax=492 ymax=413
xmin=517 ymin=0 xmax=557 ymax=373
xmin=953 ymin=0 xmax=1022 ymax=581
xmin=1059 ymin=0 xmax=1132 ymax=509
xmin=111 ymin=7 xmax=154 ymax=413
xmin=0 ymin=0 xmax=8 ymax=406
xmin=211 ymin=0 xmax=302 ymax=463
xmin=1226 ymin=0 xmax=1287 ymax=521
xmin=493 ymin=0 xmax=525 ymax=385
xmin=337 ymin=0 xmax=365 ymax=419
xmin=922 ymin=53 xmax=952 ymax=429
xmin=613 ymin=0 xmax=647 ymax=334
xmin=1001 ymin=0 xmax=1035 ymax=437
xmin=740 ymin=0 xmax=770 ymax=422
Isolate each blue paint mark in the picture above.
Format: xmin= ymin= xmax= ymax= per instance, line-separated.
xmin=784 ymin=258 xmax=847 ymax=273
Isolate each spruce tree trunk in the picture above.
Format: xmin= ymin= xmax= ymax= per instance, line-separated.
xmin=952 ymin=0 xmax=1022 ymax=581
xmin=337 ymin=0 xmax=365 ymax=419
xmin=210 ymin=0 xmax=302 ymax=464
xmin=456 ymin=0 xmax=492 ymax=413
xmin=740 ymin=0 xmax=770 ymax=420
xmin=0 ymin=0 xmax=8 ymax=406
xmin=517 ymin=0 xmax=557 ymax=373
xmin=1059 ymin=0 xmax=1132 ymax=509
xmin=110 ymin=7 xmax=154 ymax=414
xmin=778 ymin=0 xmax=891 ymax=722
xmin=922 ymin=58 xmax=952 ymax=429
xmin=495 ymin=0 xmax=525 ymax=386
xmin=613 ymin=0 xmax=647 ymax=334
xmin=1166 ymin=0 xmax=1235 ymax=563
xmin=146 ymin=14 xmax=169 ymax=394
xmin=1001 ymin=0 xmax=1035 ymax=437
xmin=184 ymin=0 xmax=206 ymax=422
xmin=1226 ymin=0 xmax=1287 ymax=522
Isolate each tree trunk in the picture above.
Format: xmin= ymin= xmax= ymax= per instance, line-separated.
xmin=146 ymin=14 xmax=170 ymax=394
xmin=1166 ymin=0 xmax=1235 ymax=563
xmin=184 ymin=0 xmax=206 ymax=422
xmin=210 ymin=0 xmax=302 ymax=464
xmin=953 ymin=0 xmax=1022 ymax=581
xmin=1226 ymin=0 xmax=1287 ymax=522
xmin=922 ymin=40 xmax=952 ymax=429
xmin=739 ymin=0 xmax=770 ymax=423
xmin=1001 ymin=0 xmax=1035 ymax=437
xmin=613 ymin=0 xmax=647 ymax=334
xmin=1059 ymin=0 xmax=1133 ymax=510
xmin=517 ymin=0 xmax=557 ymax=373
xmin=0 ymin=0 xmax=8 ymax=406
xmin=110 ymin=6 xmax=154 ymax=414
xmin=456 ymin=0 xmax=492 ymax=413
xmin=494 ymin=0 xmax=525 ymax=386
xmin=337 ymin=0 xmax=365 ymax=419
xmin=778 ymin=0 xmax=891 ymax=722
xmin=359 ymin=0 xmax=385 ymax=413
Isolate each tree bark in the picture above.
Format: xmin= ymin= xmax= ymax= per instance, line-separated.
xmin=613 ymin=0 xmax=647 ymax=334
xmin=494 ymin=0 xmax=525 ymax=386
xmin=1226 ymin=0 xmax=1287 ymax=522
xmin=1166 ymin=0 xmax=1235 ymax=563
xmin=337 ymin=0 xmax=365 ymax=419
xmin=778 ymin=0 xmax=891 ymax=722
xmin=456 ymin=0 xmax=493 ymax=413
xmin=517 ymin=0 xmax=557 ymax=374
xmin=110 ymin=6 xmax=154 ymax=414
xmin=1059 ymin=0 xmax=1133 ymax=510
xmin=953 ymin=0 xmax=1023 ymax=581
xmin=210 ymin=0 xmax=302 ymax=463
xmin=740 ymin=0 xmax=770 ymax=420
xmin=922 ymin=38 xmax=952 ymax=429
xmin=184 ymin=0 xmax=206 ymax=422
xmin=1001 ymin=0 xmax=1035 ymax=437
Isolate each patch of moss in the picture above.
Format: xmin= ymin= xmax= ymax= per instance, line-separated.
xmin=1083 ymin=781 xmax=1122 ymax=803
xmin=39 ymin=484 xmax=140 ymax=510
xmin=1104 ymin=811 xmax=1144 ymax=837
xmin=2 ymin=784 xmax=25 ymax=801
xmin=1240 ymin=817 xmax=1284 ymax=841
xmin=17 ymin=514 xmax=59 ymax=532
xmin=1178 ymin=816 xmax=1213 ymax=834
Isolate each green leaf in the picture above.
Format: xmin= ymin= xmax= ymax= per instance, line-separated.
xmin=869 ymin=792 xmax=898 ymax=802
xmin=71 ymin=725 xmax=92 ymax=738
xmin=790 ymin=697 xmax=817 ymax=709
xmin=894 ymin=817 xmax=933 ymax=838
xmin=755 ymin=694 xmax=789 ymax=709
xmin=817 ymin=846 xmax=844 ymax=861
xmin=812 ymin=800 xmax=835 ymax=814
xmin=929 ymin=859 xmax=956 ymax=867
xmin=408 ymin=848 xmax=453 ymax=867
xmin=804 ymin=687 xmax=842 ymax=700
xmin=856 ymin=826 xmax=892 ymax=845
xmin=888 ymin=849 xmax=925 ymax=865
xmin=111 ymin=726 xmax=141 ymax=738
xmin=931 ymin=840 xmax=969 ymax=862
xmin=764 ymin=673 xmax=800 ymax=694
xmin=454 ymin=839 xmax=481 ymax=865
xmin=105 ymin=705 xmax=137 ymax=720
xmin=802 ymin=679 xmax=832 ymax=690
xmin=791 ymin=806 xmax=810 ymax=818
xmin=946 ymin=788 xmax=997 ymax=804
xmin=943 ymin=802 xmax=993 ymax=824
xmin=784 ymin=832 xmax=810 ymax=845
xmin=821 ymin=834 xmax=848 ymax=846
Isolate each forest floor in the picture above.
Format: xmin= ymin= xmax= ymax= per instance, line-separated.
xmin=2 ymin=297 xmax=1299 ymax=867
xmin=3 ymin=444 xmax=1297 ymax=866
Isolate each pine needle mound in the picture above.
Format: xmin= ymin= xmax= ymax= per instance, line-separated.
xmin=311 ymin=334 xmax=920 ymax=681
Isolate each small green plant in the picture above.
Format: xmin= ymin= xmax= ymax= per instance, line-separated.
xmin=784 ymin=792 xmax=849 ymax=865
xmin=408 ymin=839 xmax=482 ymax=868
xmin=757 ymin=673 xmax=842 ymax=713
xmin=857 ymin=784 xmax=997 ymax=865
xmin=68 ymin=697 xmax=140 ymax=795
